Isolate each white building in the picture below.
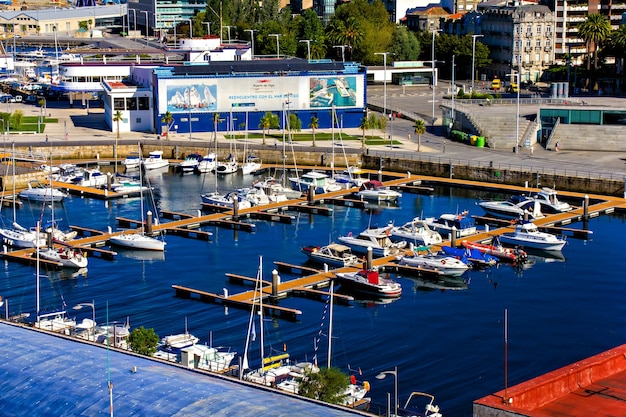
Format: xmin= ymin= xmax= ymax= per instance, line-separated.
xmin=102 ymin=79 xmax=153 ymax=134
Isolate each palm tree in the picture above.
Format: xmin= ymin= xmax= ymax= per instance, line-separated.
xmin=112 ymin=110 xmax=123 ymax=173
xmin=609 ymin=25 xmax=626 ymax=75
xmin=414 ymin=119 xmax=426 ymax=152
xmin=212 ymin=113 xmax=220 ymax=147
xmin=309 ymin=116 xmax=319 ymax=147
xmin=259 ymin=112 xmax=272 ymax=145
xmin=579 ymin=14 xmax=611 ymax=71
xmin=358 ymin=116 xmax=369 ymax=149
xmin=161 ymin=111 xmax=173 ymax=140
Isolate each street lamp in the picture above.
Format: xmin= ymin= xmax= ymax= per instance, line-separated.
xmin=451 ymin=54 xmax=456 ymax=129
xmin=507 ymin=72 xmax=521 ymax=153
xmin=299 ymin=39 xmax=311 ymax=61
xmin=245 ymin=29 xmax=256 ymax=58
xmin=431 ymin=29 xmax=442 ymax=133
xmin=376 ymin=366 xmax=398 ymax=417
xmin=223 ymin=25 xmax=232 ymax=42
xmin=73 ymin=300 xmax=96 ymax=341
xmin=269 ymin=33 xmax=282 ymax=58
xmin=471 ymin=34 xmax=484 ymax=93
xmin=374 ymin=52 xmax=392 ymax=117
xmin=187 ymin=18 xmax=193 ymax=39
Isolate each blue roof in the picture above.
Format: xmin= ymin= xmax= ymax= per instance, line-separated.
xmin=0 ymin=322 xmax=366 ymax=416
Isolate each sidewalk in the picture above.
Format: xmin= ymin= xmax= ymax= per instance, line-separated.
xmin=6 ymin=93 xmax=626 ymax=181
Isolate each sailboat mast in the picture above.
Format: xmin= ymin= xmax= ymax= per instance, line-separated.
xmin=11 ymin=142 xmax=16 ymax=224
xmin=138 ymin=143 xmax=145 ymax=234
xmin=259 ymin=255 xmax=264 ymax=364
xmin=327 ymin=279 xmax=334 ymax=369
xmin=36 ymin=221 xmax=40 ymax=323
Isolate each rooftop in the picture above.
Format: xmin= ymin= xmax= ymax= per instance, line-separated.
xmin=0 ymin=321 xmax=367 ymax=416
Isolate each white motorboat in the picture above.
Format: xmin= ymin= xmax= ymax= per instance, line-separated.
xmin=38 ymin=246 xmax=88 ymax=269
xmin=160 ymin=332 xmax=200 ymax=350
xmin=301 ymin=243 xmax=361 ymax=268
xmin=35 ymin=310 xmax=76 ymax=335
xmin=396 ymin=251 xmax=472 ymax=276
xmin=333 ymin=166 xmax=368 ymax=188
xmin=19 ymin=180 xmax=66 ymax=202
xmin=478 ymin=195 xmax=543 ymax=220
xmin=241 ymin=155 xmax=262 ymax=175
xmin=354 ymin=180 xmax=402 ymax=202
xmin=177 ymin=153 xmax=203 ymax=173
xmin=424 ymin=211 xmax=477 ymax=238
xmin=499 ymin=221 xmax=567 ymax=251
xmin=288 ymin=170 xmax=343 ymax=194
xmin=533 ymin=187 xmax=572 ymax=213
xmin=201 ymin=191 xmax=252 ymax=209
xmin=62 ymin=167 xmax=108 ymax=188
xmin=335 ymin=269 xmax=402 ymax=297
xmin=142 ymin=150 xmax=170 ymax=170
xmin=109 ymin=232 xmax=166 ymax=251
xmin=122 ymin=153 xmax=141 ymax=170
xmin=390 ymin=218 xmax=443 ymax=246
xmin=179 ymin=344 xmax=237 ymax=373
xmin=197 ymin=153 xmax=217 ymax=173
xmin=253 ymin=177 xmax=303 ymax=201
xmin=237 ymin=187 xmax=270 ymax=207
xmin=216 ymin=155 xmax=238 ymax=175
xmin=110 ymin=180 xmax=149 ymax=195
xmin=397 ymin=391 xmax=443 ymax=417
xmin=338 ymin=224 xmax=407 ymax=257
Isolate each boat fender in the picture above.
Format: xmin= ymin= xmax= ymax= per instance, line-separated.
xmin=363 ymin=381 xmax=370 ymax=392
xmin=350 ymin=375 xmax=356 ymax=385
xmin=441 ymin=259 xmax=446 ymax=265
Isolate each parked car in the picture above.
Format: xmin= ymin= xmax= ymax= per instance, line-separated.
xmin=0 ymin=94 xmax=15 ymax=103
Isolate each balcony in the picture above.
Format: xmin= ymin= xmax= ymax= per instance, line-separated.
xmin=545 ymin=31 xmax=552 ymax=37
xmin=524 ymin=46 xmax=533 ymax=51
xmin=545 ymin=46 xmax=552 ymax=51
xmin=535 ymin=46 xmax=543 ymax=51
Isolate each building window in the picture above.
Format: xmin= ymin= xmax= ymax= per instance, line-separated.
xmin=537 ymin=26 xmax=542 ymax=34
xmin=535 ymin=53 xmax=540 ymax=62
xmin=113 ymin=98 xmax=125 ymax=110
xmin=138 ymin=97 xmax=149 ymax=110
xmin=536 ymin=40 xmax=542 ymax=47
xmin=126 ymin=97 xmax=137 ymax=110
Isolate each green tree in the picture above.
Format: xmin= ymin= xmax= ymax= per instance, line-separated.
xmin=579 ymin=14 xmax=611 ymax=70
xmin=259 ymin=111 xmax=278 ymax=145
xmin=309 ymin=116 xmax=319 ymax=147
xmin=161 ymin=111 xmax=173 ymax=140
xmin=78 ymin=21 xmax=89 ymax=31
xmin=607 ymin=25 xmax=626 ymax=75
xmin=390 ymin=26 xmax=421 ymax=62
xmin=288 ymin=113 xmax=301 ymax=132
xmin=359 ymin=115 xmax=370 ymax=148
xmin=128 ymin=326 xmax=159 ymax=356
xmin=378 ymin=114 xmax=388 ymax=144
xmin=297 ymin=9 xmax=325 ymax=59
xmin=298 ymin=367 xmax=349 ymax=405
xmin=11 ymin=109 xmax=23 ymax=130
xmin=113 ymin=110 xmax=123 ymax=141
xmin=413 ymin=119 xmax=426 ymax=152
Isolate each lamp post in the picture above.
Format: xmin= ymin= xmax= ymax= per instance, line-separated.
xmin=451 ymin=54 xmax=455 ymax=129
xmin=374 ymin=52 xmax=392 ymax=117
xmin=299 ymin=39 xmax=311 ymax=61
xmin=376 ymin=366 xmax=398 ymax=417
xmin=431 ymin=29 xmax=442 ymax=132
xmin=203 ymin=22 xmax=211 ymax=37
xmin=471 ymin=34 xmax=484 ymax=93
xmin=223 ymin=25 xmax=232 ymax=42
xmin=187 ymin=18 xmax=193 ymax=39
xmin=269 ymin=33 xmax=281 ymax=58
xmin=73 ymin=300 xmax=96 ymax=341
xmin=506 ymin=72 xmax=521 ymax=153
xmin=245 ymin=29 xmax=256 ymax=58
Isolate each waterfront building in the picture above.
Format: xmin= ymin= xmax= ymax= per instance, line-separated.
xmin=476 ymin=3 xmax=554 ymax=82
xmin=103 ymin=79 xmax=154 ymax=134
xmin=0 ymin=5 xmax=126 ymax=36
xmin=99 ymin=57 xmax=367 ymax=135
xmin=127 ymin=0 xmax=206 ymax=40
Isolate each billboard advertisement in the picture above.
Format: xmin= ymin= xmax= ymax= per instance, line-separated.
xmin=158 ymin=74 xmax=364 ymax=114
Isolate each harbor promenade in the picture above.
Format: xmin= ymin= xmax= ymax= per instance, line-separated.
xmin=4 ymin=85 xmax=626 ymax=184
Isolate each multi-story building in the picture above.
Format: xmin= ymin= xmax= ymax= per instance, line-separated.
xmin=552 ymin=0 xmax=626 ymax=66
xmin=128 ymin=0 xmax=207 ymax=40
xmin=478 ymin=3 xmax=554 ymax=83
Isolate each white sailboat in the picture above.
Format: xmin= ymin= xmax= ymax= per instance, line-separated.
xmin=109 ymin=145 xmax=166 ymax=251
xmin=0 ymin=144 xmax=46 ymax=249
xmin=242 ymin=256 xmax=292 ymax=386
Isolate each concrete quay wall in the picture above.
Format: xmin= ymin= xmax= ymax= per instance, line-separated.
xmin=362 ymin=155 xmax=625 ymax=197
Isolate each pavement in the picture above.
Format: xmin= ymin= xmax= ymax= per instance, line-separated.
xmin=5 ymin=84 xmax=626 ymax=182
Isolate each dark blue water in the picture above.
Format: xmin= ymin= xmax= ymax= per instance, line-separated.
xmin=1 ymin=167 xmax=625 ymax=417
